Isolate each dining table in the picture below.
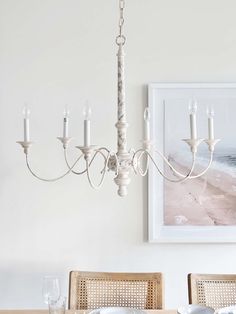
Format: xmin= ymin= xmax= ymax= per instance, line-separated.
xmin=0 ymin=310 xmax=177 ymax=314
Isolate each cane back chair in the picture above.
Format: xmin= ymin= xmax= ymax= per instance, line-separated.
xmin=69 ymin=271 xmax=163 ymax=310
xmin=188 ymin=273 xmax=236 ymax=309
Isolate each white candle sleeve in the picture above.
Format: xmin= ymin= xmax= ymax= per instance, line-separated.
xmin=190 ymin=113 xmax=197 ymax=139
xmin=84 ymin=120 xmax=91 ymax=147
xmin=208 ymin=117 xmax=214 ymax=140
xmin=63 ymin=117 xmax=68 ymax=138
xmin=145 ymin=120 xmax=150 ymax=141
xmin=24 ymin=118 xmax=30 ymax=142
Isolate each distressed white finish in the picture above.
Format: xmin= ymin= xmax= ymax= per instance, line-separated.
xmin=17 ymin=31 xmax=217 ymax=197
xmin=2 ymin=0 xmax=236 ymax=310
xmin=113 ymin=44 xmax=132 ymax=196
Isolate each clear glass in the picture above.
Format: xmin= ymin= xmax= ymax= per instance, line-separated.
xmin=207 ymin=105 xmax=215 ymax=118
xmin=42 ymin=276 xmax=60 ymax=305
xmin=83 ymin=101 xmax=92 ymax=120
xmin=22 ymin=104 xmax=30 ymax=118
xmin=188 ymin=99 xmax=197 ymax=114
xmin=143 ymin=107 xmax=150 ymax=121
xmin=49 ymin=296 xmax=66 ymax=314
xmin=63 ymin=105 xmax=70 ymax=118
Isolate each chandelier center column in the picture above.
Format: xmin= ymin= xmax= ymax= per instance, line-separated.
xmin=113 ymin=43 xmax=132 ymax=197
xmin=116 ymin=44 xmax=128 ymax=153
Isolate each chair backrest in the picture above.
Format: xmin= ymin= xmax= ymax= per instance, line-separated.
xmin=188 ymin=273 xmax=236 ymax=309
xmin=69 ymin=271 xmax=163 ymax=310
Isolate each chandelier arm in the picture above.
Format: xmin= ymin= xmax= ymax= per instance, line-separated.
xmin=25 ymin=153 xmax=82 ymax=182
xmin=129 ymin=148 xmax=139 ymax=175
xmin=96 ymin=149 xmax=111 ymax=174
xmin=63 ymin=150 xmax=86 ymax=175
xmin=99 ymin=147 xmax=110 ymax=153
xmin=136 ymin=150 xmax=149 ymax=177
xmin=132 ymin=149 xmax=163 ymax=177
xmin=63 ymin=148 xmax=109 ymax=175
xmin=154 ymin=149 xmax=193 ymax=177
xmin=141 ymin=157 xmax=149 ymax=177
xmin=187 ymin=152 xmax=213 ymax=179
xmin=131 ymin=153 xmax=139 ymax=175
xmin=86 ymin=152 xmax=111 ymax=189
xmin=133 ymin=149 xmax=196 ymax=182
xmin=154 ymin=149 xmax=213 ymax=179
xmin=96 ymin=148 xmax=118 ymax=176
xmin=148 ymin=150 xmax=196 ymax=182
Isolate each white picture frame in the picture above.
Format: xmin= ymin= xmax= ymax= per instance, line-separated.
xmin=148 ymin=82 xmax=236 ymax=243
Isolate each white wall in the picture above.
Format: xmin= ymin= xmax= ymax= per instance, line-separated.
xmin=1 ymin=0 xmax=236 ymax=309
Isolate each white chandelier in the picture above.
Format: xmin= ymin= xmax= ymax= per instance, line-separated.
xmin=17 ymin=0 xmax=220 ymax=197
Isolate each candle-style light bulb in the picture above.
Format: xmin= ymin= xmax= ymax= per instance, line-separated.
xmin=207 ymin=106 xmax=214 ymax=119
xmin=83 ymin=101 xmax=92 ymax=147
xmin=23 ymin=104 xmax=30 ymax=142
xmin=64 ymin=106 xmax=70 ymax=118
xmin=63 ymin=105 xmax=70 ymax=138
xmin=23 ymin=105 xmax=30 ymax=118
xmin=189 ymin=99 xmax=197 ymax=114
xmin=144 ymin=107 xmax=150 ymax=141
xmin=144 ymin=107 xmax=150 ymax=122
xmin=83 ymin=102 xmax=92 ymax=120
xmin=189 ymin=99 xmax=197 ymax=140
xmin=207 ymin=105 xmax=214 ymax=140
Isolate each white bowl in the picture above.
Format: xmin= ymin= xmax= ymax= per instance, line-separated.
xmin=215 ymin=306 xmax=236 ymax=314
xmin=177 ymin=305 xmax=215 ymax=314
xmin=89 ymin=308 xmax=145 ymax=314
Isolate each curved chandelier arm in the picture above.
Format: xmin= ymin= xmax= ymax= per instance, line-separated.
xmin=133 ymin=150 xmax=149 ymax=176
xmin=154 ymin=149 xmax=213 ymax=179
xmin=187 ymin=152 xmax=213 ymax=179
xmin=64 ymin=150 xmax=86 ymax=175
xmin=25 ymin=153 xmax=82 ymax=182
xmin=127 ymin=148 xmax=139 ymax=175
xmin=147 ymin=150 xmax=196 ymax=182
xmin=133 ymin=149 xmax=196 ymax=183
xmin=63 ymin=147 xmax=110 ymax=175
xmin=86 ymin=151 xmax=111 ymax=189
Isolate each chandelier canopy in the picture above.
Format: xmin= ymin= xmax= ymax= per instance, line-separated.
xmin=17 ymin=0 xmax=220 ymax=197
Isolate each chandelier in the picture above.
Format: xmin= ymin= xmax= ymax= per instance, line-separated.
xmin=17 ymin=0 xmax=220 ymax=197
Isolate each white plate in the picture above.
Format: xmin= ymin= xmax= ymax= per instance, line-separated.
xmin=177 ymin=305 xmax=214 ymax=314
xmin=215 ymin=306 xmax=236 ymax=314
xmin=89 ymin=307 xmax=145 ymax=314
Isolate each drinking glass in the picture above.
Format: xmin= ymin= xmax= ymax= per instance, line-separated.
xmin=42 ymin=276 xmax=60 ymax=305
xmin=49 ymin=296 xmax=66 ymax=314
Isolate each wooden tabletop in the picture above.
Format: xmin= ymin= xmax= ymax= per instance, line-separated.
xmin=0 ymin=310 xmax=177 ymax=314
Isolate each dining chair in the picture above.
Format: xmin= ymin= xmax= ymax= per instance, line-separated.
xmin=69 ymin=271 xmax=163 ymax=310
xmin=188 ymin=273 xmax=236 ymax=309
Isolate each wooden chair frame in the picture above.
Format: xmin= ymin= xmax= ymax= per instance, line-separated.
xmin=69 ymin=271 xmax=163 ymax=310
xmin=188 ymin=273 xmax=236 ymax=309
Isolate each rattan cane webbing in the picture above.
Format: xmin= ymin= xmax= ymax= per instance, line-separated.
xmin=69 ymin=271 xmax=163 ymax=310
xmin=188 ymin=274 xmax=236 ymax=310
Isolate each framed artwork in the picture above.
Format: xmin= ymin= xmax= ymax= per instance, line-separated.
xmin=148 ymin=83 xmax=236 ymax=243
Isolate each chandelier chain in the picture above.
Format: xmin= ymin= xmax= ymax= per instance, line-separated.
xmin=116 ymin=0 xmax=126 ymax=46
